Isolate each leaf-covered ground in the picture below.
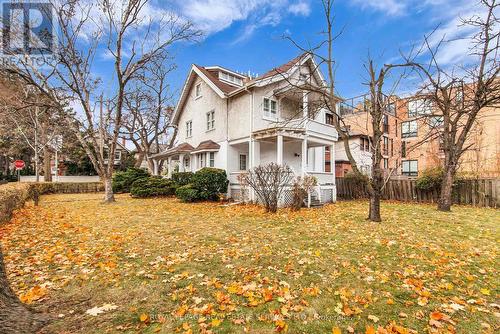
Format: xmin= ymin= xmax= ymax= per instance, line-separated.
xmin=1 ymin=193 xmax=498 ymax=334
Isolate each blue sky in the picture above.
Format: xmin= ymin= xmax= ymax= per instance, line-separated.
xmin=160 ymin=0 xmax=483 ymax=100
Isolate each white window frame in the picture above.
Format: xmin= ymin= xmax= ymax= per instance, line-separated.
xmin=206 ymin=110 xmax=215 ymax=131
xmin=239 ymin=153 xmax=248 ymax=171
xmin=195 ymin=83 xmax=202 ymax=99
xmin=114 ymin=150 xmax=122 ymax=161
xmin=263 ymin=97 xmax=278 ymax=119
xmin=209 ymin=152 xmax=215 ymax=167
xmin=184 ymin=157 xmax=190 ymax=169
xmin=198 ymin=153 xmax=205 ymax=168
xmin=186 ymin=120 xmax=192 ymax=138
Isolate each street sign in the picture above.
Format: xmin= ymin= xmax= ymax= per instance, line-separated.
xmin=14 ymin=160 xmax=25 ymax=170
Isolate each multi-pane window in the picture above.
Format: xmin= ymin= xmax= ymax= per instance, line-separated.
xmin=383 ymin=114 xmax=389 ymax=133
xmin=360 ymin=137 xmax=370 ymax=151
xmin=195 ymin=83 xmax=202 ymax=98
xmin=401 ymin=141 xmax=407 ymax=158
xmin=263 ymin=98 xmax=277 ymax=118
xmin=186 ymin=120 xmax=192 ymax=138
xmin=387 ymin=102 xmax=396 ymax=115
xmin=239 ymin=154 xmax=247 ymax=171
xmin=383 ymin=136 xmax=389 ymax=155
xmin=408 ymin=99 xmax=432 ymax=117
xmin=383 ymin=158 xmax=389 ymax=169
xmin=206 ymin=110 xmax=215 ymax=130
xmin=402 ymin=160 xmax=418 ymax=176
xmin=114 ymin=151 xmax=121 ymax=161
xmin=428 ymin=116 xmax=444 ymax=128
xmin=198 ymin=153 xmax=205 ymax=168
xmin=219 ymin=72 xmax=243 ymax=86
xmin=209 ymin=152 xmax=215 ymax=167
xmin=325 ymin=113 xmax=334 ymax=125
xmin=402 ymin=120 xmax=418 ymax=138
xmin=184 ymin=157 xmax=190 ymax=169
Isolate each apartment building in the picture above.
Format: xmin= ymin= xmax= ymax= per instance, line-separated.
xmin=334 ymin=93 xmax=500 ymax=178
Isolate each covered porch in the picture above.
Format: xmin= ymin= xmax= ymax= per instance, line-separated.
xmin=228 ymin=128 xmax=337 ymax=204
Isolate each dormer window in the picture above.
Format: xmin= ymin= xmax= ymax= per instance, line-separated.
xmin=195 ymin=83 xmax=202 ymax=98
xmin=219 ymin=71 xmax=243 ymax=86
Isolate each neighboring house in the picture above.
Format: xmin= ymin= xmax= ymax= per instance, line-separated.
xmin=333 ymin=94 xmax=399 ymax=177
xmin=334 ymin=133 xmax=373 ymax=177
xmin=152 ymin=53 xmax=340 ymax=204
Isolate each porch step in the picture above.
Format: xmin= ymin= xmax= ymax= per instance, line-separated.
xmin=304 ymin=196 xmax=323 ymax=208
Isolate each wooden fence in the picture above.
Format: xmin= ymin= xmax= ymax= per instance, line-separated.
xmin=336 ymin=178 xmax=500 ymax=208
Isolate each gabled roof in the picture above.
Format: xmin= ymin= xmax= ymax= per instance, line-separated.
xmin=255 ymin=53 xmax=308 ymax=81
xmin=194 ymin=65 xmax=241 ymax=94
xmin=172 ymin=53 xmax=333 ymax=124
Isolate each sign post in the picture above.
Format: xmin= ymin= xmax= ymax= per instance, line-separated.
xmin=14 ymin=160 xmax=25 ymax=182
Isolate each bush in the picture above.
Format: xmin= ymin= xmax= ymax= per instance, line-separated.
xmin=415 ymin=168 xmax=444 ymax=191
xmin=344 ymin=172 xmax=369 ymax=198
xmin=191 ymin=168 xmax=229 ymax=201
xmin=113 ymin=167 xmax=150 ymax=193
xmin=171 ymin=172 xmax=194 ymax=187
xmin=175 ymin=184 xmax=200 ymax=202
xmin=130 ymin=177 xmax=176 ymax=198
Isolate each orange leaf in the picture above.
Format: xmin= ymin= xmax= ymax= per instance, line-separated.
xmin=332 ymin=326 xmax=342 ymax=334
xmin=365 ymin=325 xmax=376 ymax=334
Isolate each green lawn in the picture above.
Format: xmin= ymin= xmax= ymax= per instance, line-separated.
xmin=1 ymin=194 xmax=498 ymax=333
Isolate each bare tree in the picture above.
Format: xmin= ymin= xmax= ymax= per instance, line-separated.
xmin=281 ymin=0 xmax=407 ymax=221
xmin=3 ymin=0 xmax=200 ymax=202
xmin=0 ymin=78 xmax=59 ymax=182
xmin=403 ymin=0 xmax=500 ymax=211
xmin=244 ymin=163 xmax=295 ymax=213
xmin=121 ymin=56 xmax=175 ymax=172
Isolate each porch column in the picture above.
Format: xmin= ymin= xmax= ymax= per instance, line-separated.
xmin=277 ymin=134 xmax=283 ymax=165
xmin=250 ymin=139 xmax=260 ymax=169
xmin=153 ymin=159 xmax=159 ymax=176
xmin=179 ymin=154 xmax=185 ymax=172
xmin=330 ymin=144 xmax=335 ymax=181
xmin=302 ymin=90 xmax=308 ymax=118
xmin=301 ymin=136 xmax=308 ymax=176
xmin=167 ymin=157 xmax=172 ymax=178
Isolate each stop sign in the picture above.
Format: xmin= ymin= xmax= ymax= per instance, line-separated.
xmin=14 ymin=160 xmax=25 ymax=170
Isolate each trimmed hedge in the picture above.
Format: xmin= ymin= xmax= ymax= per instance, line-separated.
xmin=130 ymin=177 xmax=176 ymax=198
xmin=0 ymin=183 xmax=32 ymax=224
xmin=113 ymin=167 xmax=150 ymax=193
xmin=175 ymin=184 xmax=200 ymax=202
xmin=171 ymin=172 xmax=194 ymax=187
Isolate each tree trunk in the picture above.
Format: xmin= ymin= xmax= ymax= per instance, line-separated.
xmin=134 ymin=151 xmax=144 ymax=168
xmin=438 ymin=168 xmax=454 ymax=212
xmin=103 ymin=176 xmax=115 ymax=203
xmin=0 ymin=246 xmax=48 ymax=333
xmin=43 ymin=147 xmax=52 ymax=183
xmin=368 ymin=191 xmax=382 ymax=222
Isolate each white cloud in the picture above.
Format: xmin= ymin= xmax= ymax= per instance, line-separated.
xmin=349 ymin=0 xmax=406 ymax=16
xmin=173 ymin=0 xmax=310 ymax=40
xmin=288 ymin=1 xmax=311 ymax=16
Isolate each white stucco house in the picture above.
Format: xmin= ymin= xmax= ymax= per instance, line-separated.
xmin=335 ymin=134 xmax=373 ymax=177
xmin=151 ymin=53 xmax=340 ymax=204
